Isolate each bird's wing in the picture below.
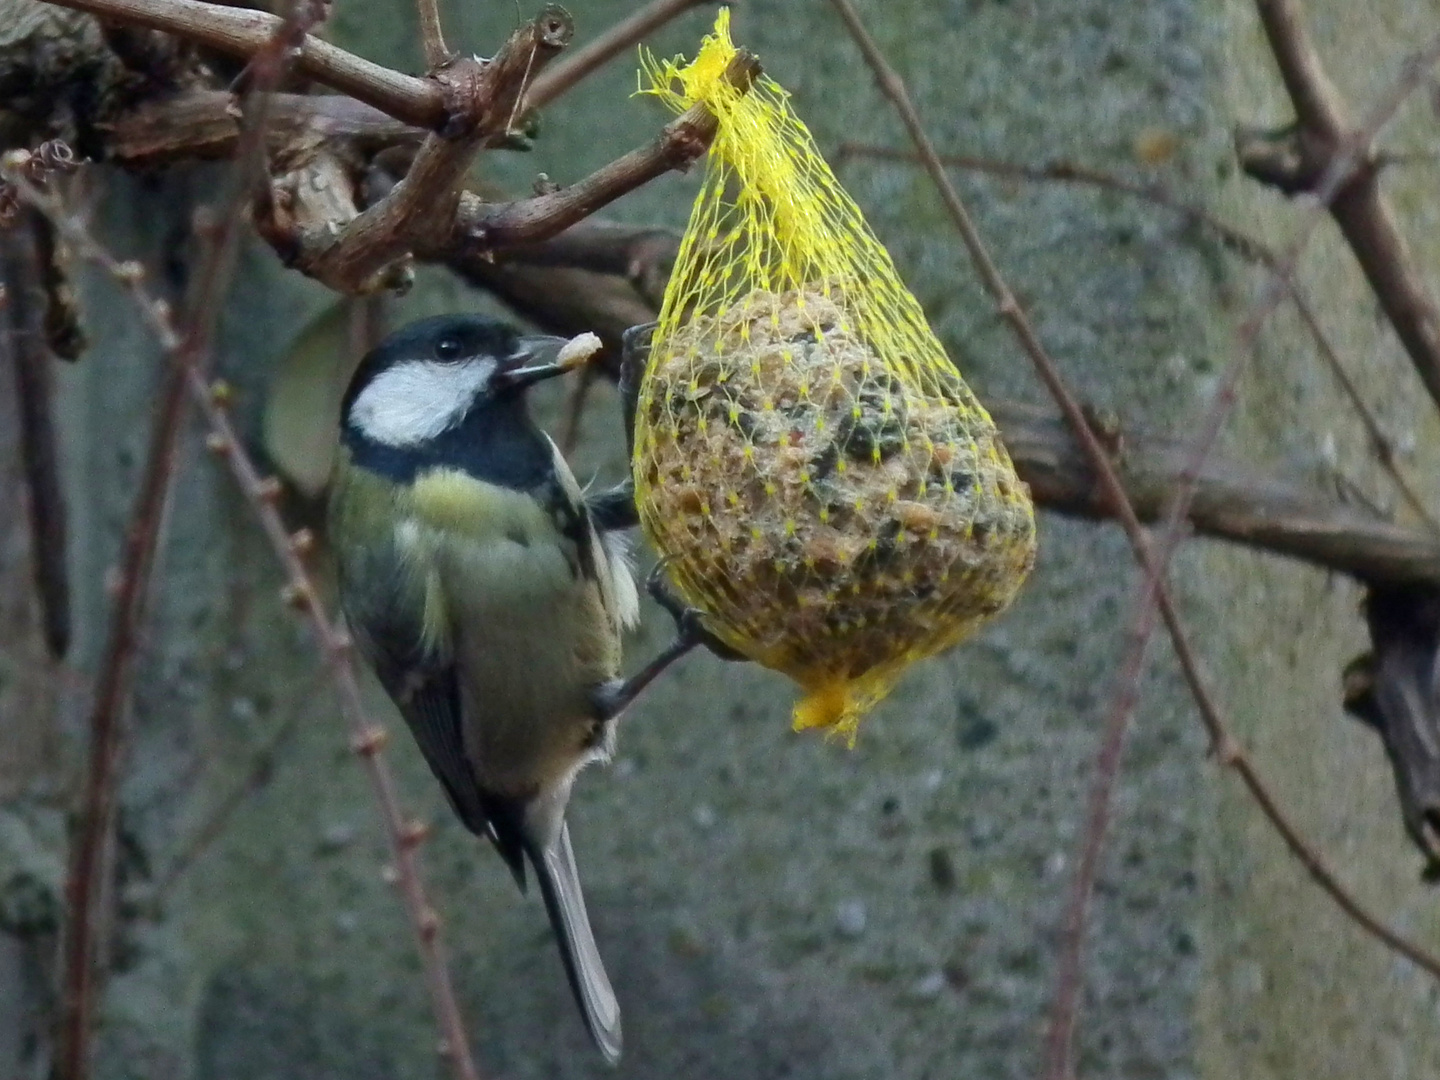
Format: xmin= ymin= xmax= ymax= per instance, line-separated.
xmin=344 ymin=560 xmax=489 ymax=838
xmin=390 ymin=664 xmax=490 ymax=838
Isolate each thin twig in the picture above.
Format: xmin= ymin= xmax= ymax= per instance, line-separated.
xmin=415 ymin=0 xmax=450 ymax=72
xmin=189 ymin=382 xmax=483 ymax=1079
xmin=835 ymin=143 xmax=1275 ymax=265
xmin=154 ymin=709 xmax=302 ymax=899
xmin=42 ymin=223 xmax=187 ymax=1080
xmin=2 ymin=212 xmax=72 ymax=658
xmin=32 ymin=5 xmax=326 ymax=1075
xmin=482 ymin=219 xmax=678 ymax=306
xmin=22 ymin=180 xmax=485 ymax=1080
xmin=836 ymin=142 xmax=1440 ymax=533
xmin=1287 ymin=291 xmax=1440 ymax=533
xmin=525 ymin=0 xmax=712 ymax=112
xmin=822 ymin=4 xmax=1440 ymax=1078
xmin=559 ymin=365 xmax=596 ymax=457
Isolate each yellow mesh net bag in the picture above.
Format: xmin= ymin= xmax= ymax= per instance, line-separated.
xmin=633 ymin=10 xmax=1037 ymax=742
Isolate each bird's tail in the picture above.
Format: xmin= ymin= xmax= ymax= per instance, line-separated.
xmin=525 ymin=822 xmax=623 ymax=1063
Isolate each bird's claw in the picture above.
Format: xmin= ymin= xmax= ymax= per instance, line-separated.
xmin=645 ymin=559 xmax=745 ymax=662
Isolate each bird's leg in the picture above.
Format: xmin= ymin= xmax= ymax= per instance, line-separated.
xmin=588 ymin=322 xmax=744 ymax=714
xmin=591 ymin=562 xmax=746 ymax=720
xmin=643 ymin=562 xmax=746 ymax=663
xmin=583 ymin=323 xmax=655 ymax=533
xmin=618 ymin=322 xmax=654 ymax=462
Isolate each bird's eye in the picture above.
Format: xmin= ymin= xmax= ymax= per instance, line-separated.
xmin=435 ymin=336 xmax=464 ymax=361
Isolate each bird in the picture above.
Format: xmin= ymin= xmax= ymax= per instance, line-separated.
xmin=326 ymin=313 xmax=703 ymax=1062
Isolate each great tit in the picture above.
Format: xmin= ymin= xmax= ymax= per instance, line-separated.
xmin=328 ymin=314 xmax=706 ymax=1062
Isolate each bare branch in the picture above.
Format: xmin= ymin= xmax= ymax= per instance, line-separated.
xmin=525 ymin=0 xmax=712 ymax=112
xmin=187 ymin=376 xmax=483 ymax=1080
xmin=835 ymin=143 xmax=1275 ymax=264
xmin=107 ymin=90 xmax=424 ymax=169
xmin=995 ymin=401 xmax=1440 ymax=587
xmin=259 ymin=7 xmax=575 ymax=293
xmin=1242 ymin=0 xmax=1440 ymax=415
xmin=16 ymin=7 xmax=332 ymax=1076
xmin=2 ymin=213 xmax=72 ymax=659
xmin=455 ymin=258 xmax=657 ymax=369
xmin=1288 ymin=290 xmax=1440 ymax=535
xmin=14 ymin=170 xmax=192 ymax=1080
xmin=837 ymin=143 xmax=1439 ymax=533
xmin=822 ymin=5 xmax=1440 ymax=1078
xmin=454 ymin=50 xmax=758 ymax=252
xmin=21 ymin=171 xmax=487 ymax=1080
xmin=38 ymin=0 xmax=448 ymax=128
xmin=1254 ymin=0 xmax=1349 ymax=140
xmin=415 ymin=0 xmax=450 ymax=72
xmin=1345 ymin=587 xmax=1440 ymax=877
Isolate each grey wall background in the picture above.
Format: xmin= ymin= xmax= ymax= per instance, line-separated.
xmin=2 ymin=1 xmax=1439 ymax=1077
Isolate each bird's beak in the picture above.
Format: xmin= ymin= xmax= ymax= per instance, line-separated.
xmin=492 ymin=334 xmax=576 ymax=392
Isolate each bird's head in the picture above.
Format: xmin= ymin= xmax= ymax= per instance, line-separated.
xmin=341 ymin=314 xmax=572 ymax=449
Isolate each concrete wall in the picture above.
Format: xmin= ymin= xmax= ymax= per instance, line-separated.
xmin=1 ymin=1 xmax=1436 ymax=1077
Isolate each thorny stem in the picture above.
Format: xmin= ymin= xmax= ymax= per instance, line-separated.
xmin=187 ymin=373 xmax=483 ymax=1080
xmin=822 ymin=3 xmax=1440 ymax=1078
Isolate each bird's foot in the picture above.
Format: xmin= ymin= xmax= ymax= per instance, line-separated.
xmin=644 ymin=560 xmax=746 ymax=663
xmin=591 ymin=563 xmax=746 ymax=721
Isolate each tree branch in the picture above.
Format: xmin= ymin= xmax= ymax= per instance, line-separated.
xmin=524 ymin=0 xmax=713 ymax=112
xmin=995 ymin=401 xmax=1440 ymax=587
xmin=19 ymin=162 xmax=487 ymax=1080
xmin=106 ymin=90 xmax=424 ymax=169
xmin=1242 ymin=0 xmax=1440 ymax=415
xmin=2 ymin=212 xmax=72 ymax=659
xmin=257 ymin=7 xmax=575 ymax=292
xmin=1254 ymin=0 xmax=1349 ymax=140
xmin=822 ymin=6 xmax=1440 ymax=1080
xmin=415 ymin=0 xmax=449 ymax=72
xmin=39 ymin=0 xmax=448 ymax=128
xmin=188 ymin=375 xmax=484 ymax=1080
xmin=836 ymin=143 xmax=1439 ymax=534
xmin=452 ymin=50 xmax=757 ymax=254
xmin=17 ymin=7 xmax=331 ymax=1076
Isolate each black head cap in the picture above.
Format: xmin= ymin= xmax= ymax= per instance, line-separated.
xmin=341 ymin=314 xmax=526 ymax=420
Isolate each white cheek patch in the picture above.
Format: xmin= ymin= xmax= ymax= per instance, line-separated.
xmin=349 ymin=359 xmax=497 ymax=446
